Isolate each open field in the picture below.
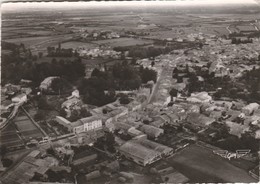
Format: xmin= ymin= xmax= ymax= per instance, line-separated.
xmin=3 ymin=36 xmax=55 ymax=47
xmin=167 ymin=144 xmax=257 ymax=183
xmin=92 ymin=37 xmax=154 ymax=47
xmin=59 ymin=41 xmax=98 ymax=49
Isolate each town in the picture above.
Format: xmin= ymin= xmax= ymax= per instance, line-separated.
xmin=1 ymin=1 xmax=260 ymax=184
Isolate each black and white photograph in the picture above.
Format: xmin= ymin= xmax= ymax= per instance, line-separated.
xmin=0 ymin=0 xmax=260 ymax=183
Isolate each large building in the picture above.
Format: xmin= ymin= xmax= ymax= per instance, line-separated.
xmin=242 ymin=103 xmax=259 ymax=116
xmin=119 ymin=137 xmax=173 ymax=166
xmin=139 ymin=124 xmax=164 ymax=139
xmin=72 ymin=116 xmax=103 ymax=134
xmin=55 ymin=115 xmax=103 ymax=134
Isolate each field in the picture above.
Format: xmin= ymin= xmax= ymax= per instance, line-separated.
xmin=3 ymin=34 xmax=75 ymax=55
xmin=92 ymin=38 xmax=154 ymax=47
xmin=59 ymin=41 xmax=98 ymax=49
xmin=167 ymin=144 xmax=257 ymax=183
xmin=0 ymin=123 xmax=24 ymax=148
xmin=14 ymin=111 xmax=43 ymax=141
xmin=3 ymin=36 xmax=55 ymax=47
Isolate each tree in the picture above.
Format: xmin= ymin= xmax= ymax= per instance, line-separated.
xmin=119 ymin=95 xmax=131 ymax=104
xmin=1 ymin=158 xmax=13 ymax=167
xmin=38 ymin=52 xmax=43 ymax=58
xmin=106 ymin=132 xmax=115 ymax=145
xmin=51 ymin=78 xmax=71 ymax=94
xmin=0 ymin=145 xmax=7 ymax=158
xmin=141 ymin=68 xmax=157 ymax=83
xmin=38 ymin=96 xmax=51 ymax=110
xmin=60 ymin=108 xmax=67 ymax=118
xmin=69 ymin=109 xmax=80 ymax=122
xmin=46 ymin=148 xmax=55 ymax=155
xmin=34 ymin=110 xmax=46 ymax=121
xmin=91 ymin=68 xmax=101 ymax=77
xmin=80 ymin=108 xmax=92 ymax=118
xmin=169 ymin=88 xmax=178 ymax=101
xmin=172 ymin=67 xmax=178 ymax=78
xmin=151 ymin=61 xmax=155 ymax=67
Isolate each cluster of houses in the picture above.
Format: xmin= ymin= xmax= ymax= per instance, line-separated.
xmin=77 ymin=47 xmax=120 ymax=59
xmin=80 ymin=30 xmax=120 ymax=40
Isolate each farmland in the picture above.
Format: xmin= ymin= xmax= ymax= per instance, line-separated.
xmin=58 ymin=41 xmax=98 ymax=49
xmin=14 ymin=110 xmax=44 ymax=142
xmin=0 ymin=122 xmax=24 ymax=148
xmin=2 ymin=3 xmax=260 ymax=56
xmin=92 ymin=38 xmax=154 ymax=48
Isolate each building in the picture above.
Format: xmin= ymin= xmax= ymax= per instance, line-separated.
xmin=61 ymin=97 xmax=82 ymax=110
xmin=0 ymin=150 xmax=58 ymax=184
xmin=86 ymin=170 xmax=101 ymax=181
xmin=55 ymin=116 xmax=73 ymax=132
xmin=242 ymin=103 xmax=259 ymax=116
xmin=1 ymin=100 xmax=14 ymax=113
xmin=186 ymin=113 xmax=215 ymax=128
xmin=39 ymin=76 xmax=59 ymax=91
xmin=73 ymin=151 xmax=97 ymax=166
xmin=114 ymin=121 xmax=132 ymax=132
xmin=255 ymin=129 xmax=260 ymax=139
xmin=119 ymin=141 xmax=162 ymax=166
xmin=187 ymin=92 xmax=212 ymax=103
xmin=67 ymin=89 xmax=80 ymax=99
xmin=150 ymin=117 xmax=166 ymax=128
xmin=11 ymin=93 xmax=27 ymax=103
xmin=139 ymin=124 xmax=164 ymax=139
xmin=157 ymin=166 xmax=189 ymax=183
xmin=119 ymin=138 xmax=173 ymax=166
xmin=127 ymin=127 xmax=144 ymax=137
xmin=21 ymin=87 xmax=32 ymax=95
xmin=4 ymin=83 xmax=21 ymax=95
xmin=225 ymin=121 xmax=250 ymax=138
xmin=72 ymin=116 xmax=102 ymax=134
xmin=135 ymin=138 xmax=173 ymax=157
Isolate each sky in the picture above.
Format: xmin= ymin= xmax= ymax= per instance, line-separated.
xmin=1 ymin=0 xmax=258 ymax=12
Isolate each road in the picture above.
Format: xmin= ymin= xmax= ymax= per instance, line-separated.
xmin=148 ymin=64 xmax=168 ymax=104
xmin=148 ymin=55 xmax=183 ymax=104
xmin=226 ymin=25 xmax=232 ymax=34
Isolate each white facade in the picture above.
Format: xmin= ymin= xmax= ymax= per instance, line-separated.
xmin=73 ymin=125 xmax=85 ymax=134
xmin=73 ymin=117 xmax=102 ymax=134
xmin=83 ymin=119 xmax=102 ymax=132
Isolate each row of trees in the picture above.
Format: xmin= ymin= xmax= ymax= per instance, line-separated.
xmin=47 ymin=43 xmax=78 ymax=57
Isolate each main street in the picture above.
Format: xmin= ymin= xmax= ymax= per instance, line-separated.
xmin=148 ymin=55 xmax=183 ymax=104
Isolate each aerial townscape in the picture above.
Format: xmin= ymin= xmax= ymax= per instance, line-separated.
xmin=0 ymin=1 xmax=260 ymax=184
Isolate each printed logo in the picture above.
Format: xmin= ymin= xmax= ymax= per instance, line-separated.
xmin=213 ymin=149 xmax=250 ymax=160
